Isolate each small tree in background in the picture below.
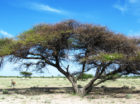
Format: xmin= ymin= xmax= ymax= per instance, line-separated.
xmin=78 ymin=73 xmax=93 ymax=81
xmin=20 ymin=71 xmax=32 ymax=78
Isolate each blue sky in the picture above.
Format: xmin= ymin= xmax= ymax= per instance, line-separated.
xmin=0 ymin=0 xmax=140 ymax=76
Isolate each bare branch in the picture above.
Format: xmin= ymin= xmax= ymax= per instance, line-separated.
xmin=66 ymin=65 xmax=69 ymax=73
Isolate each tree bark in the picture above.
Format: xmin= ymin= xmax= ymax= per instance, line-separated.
xmin=55 ymin=64 xmax=96 ymax=96
xmin=67 ymin=75 xmax=90 ymax=96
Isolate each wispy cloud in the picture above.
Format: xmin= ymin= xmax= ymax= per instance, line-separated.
xmin=129 ymin=0 xmax=139 ymax=4
xmin=30 ymin=3 xmax=65 ymax=14
xmin=113 ymin=0 xmax=140 ymax=22
xmin=127 ymin=30 xmax=140 ymax=37
xmin=0 ymin=30 xmax=13 ymax=38
xmin=113 ymin=4 xmax=127 ymax=13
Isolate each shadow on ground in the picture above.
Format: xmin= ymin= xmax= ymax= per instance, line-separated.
xmin=0 ymin=86 xmax=140 ymax=98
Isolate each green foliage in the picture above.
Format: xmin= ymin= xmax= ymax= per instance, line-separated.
xmin=102 ymin=53 xmax=124 ymax=61
xmin=2 ymin=89 xmax=8 ymax=94
xmin=96 ymin=53 xmax=124 ymax=62
xmin=125 ymin=94 xmax=132 ymax=99
xmin=78 ymin=73 xmax=93 ymax=80
xmin=20 ymin=71 xmax=32 ymax=78
xmin=81 ymin=53 xmax=124 ymax=63
xmin=0 ymin=38 xmax=15 ymax=56
xmin=102 ymin=73 xmax=121 ymax=80
xmin=18 ymin=29 xmax=45 ymax=45
xmin=17 ymin=25 xmax=72 ymax=48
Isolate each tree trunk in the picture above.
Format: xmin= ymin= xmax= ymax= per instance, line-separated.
xmin=67 ymin=75 xmax=89 ymax=96
xmin=83 ymin=84 xmax=93 ymax=95
xmin=56 ymin=67 xmax=94 ymax=96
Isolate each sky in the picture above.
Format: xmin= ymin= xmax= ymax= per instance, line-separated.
xmin=0 ymin=0 xmax=140 ymax=76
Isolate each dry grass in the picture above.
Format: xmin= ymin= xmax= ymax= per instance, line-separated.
xmin=0 ymin=78 xmax=140 ymax=89
xmin=0 ymin=77 xmax=140 ymax=104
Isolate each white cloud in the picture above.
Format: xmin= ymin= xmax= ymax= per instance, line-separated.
xmin=127 ymin=30 xmax=140 ymax=37
xmin=0 ymin=30 xmax=13 ymax=38
xmin=113 ymin=0 xmax=140 ymax=19
xmin=113 ymin=4 xmax=127 ymax=13
xmin=30 ymin=3 xmax=64 ymax=14
xmin=129 ymin=0 xmax=139 ymax=3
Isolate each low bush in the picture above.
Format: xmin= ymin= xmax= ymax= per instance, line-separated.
xmin=2 ymin=89 xmax=8 ymax=94
xmin=78 ymin=73 xmax=93 ymax=81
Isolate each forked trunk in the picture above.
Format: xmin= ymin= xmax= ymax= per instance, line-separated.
xmin=72 ymin=84 xmax=93 ymax=96
xmin=67 ymin=75 xmax=93 ymax=96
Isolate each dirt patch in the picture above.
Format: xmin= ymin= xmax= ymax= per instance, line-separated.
xmin=0 ymin=87 xmax=140 ymax=104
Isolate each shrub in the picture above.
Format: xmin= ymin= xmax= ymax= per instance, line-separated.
xmin=20 ymin=71 xmax=32 ymax=78
xmin=125 ymin=94 xmax=132 ymax=99
xmin=78 ymin=73 xmax=93 ymax=80
xmin=131 ymin=86 xmax=136 ymax=90
xmin=122 ymin=85 xmax=129 ymax=89
xmin=2 ymin=89 xmax=8 ymax=94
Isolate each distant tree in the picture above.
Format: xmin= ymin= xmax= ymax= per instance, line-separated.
xmin=20 ymin=71 xmax=32 ymax=78
xmin=0 ymin=20 xmax=140 ymax=96
xmin=78 ymin=73 xmax=93 ymax=81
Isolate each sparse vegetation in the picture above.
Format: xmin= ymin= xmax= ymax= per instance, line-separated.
xmin=0 ymin=77 xmax=139 ymax=104
xmin=20 ymin=71 xmax=32 ymax=78
xmin=125 ymin=94 xmax=132 ymax=99
xmin=78 ymin=73 xmax=93 ymax=80
xmin=2 ymin=89 xmax=9 ymax=94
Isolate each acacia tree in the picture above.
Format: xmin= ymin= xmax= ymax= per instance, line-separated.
xmin=0 ymin=20 xmax=140 ymax=96
xmin=20 ymin=71 xmax=32 ymax=78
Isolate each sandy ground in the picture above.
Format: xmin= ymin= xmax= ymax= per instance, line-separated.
xmin=0 ymin=78 xmax=140 ymax=104
xmin=0 ymin=93 xmax=140 ymax=104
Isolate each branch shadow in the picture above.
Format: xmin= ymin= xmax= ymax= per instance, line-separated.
xmin=0 ymin=86 xmax=140 ymax=99
xmin=0 ymin=87 xmax=73 ymax=95
xmin=88 ymin=86 xmax=140 ymax=99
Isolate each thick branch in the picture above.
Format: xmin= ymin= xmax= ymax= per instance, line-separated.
xmin=66 ymin=65 xmax=69 ymax=73
xmin=53 ymin=55 xmax=69 ymax=76
xmin=83 ymin=62 xmax=112 ymax=92
xmin=21 ymin=57 xmax=41 ymax=60
xmin=76 ymin=61 xmax=86 ymax=80
xmin=93 ymin=74 xmax=121 ymax=86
